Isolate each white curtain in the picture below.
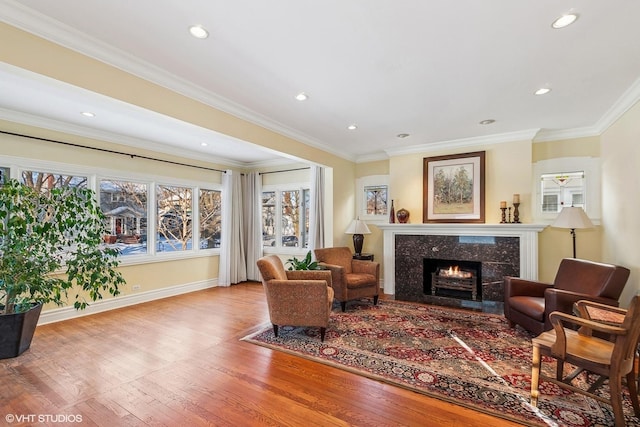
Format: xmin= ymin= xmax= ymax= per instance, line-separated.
xmin=242 ymin=172 xmax=262 ymax=281
xmin=308 ymin=165 xmax=325 ymax=251
xmin=219 ymin=170 xmax=247 ymax=286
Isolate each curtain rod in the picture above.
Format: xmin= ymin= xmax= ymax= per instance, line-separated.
xmin=0 ymin=130 xmax=227 ymax=174
xmin=259 ymin=167 xmax=310 ymax=175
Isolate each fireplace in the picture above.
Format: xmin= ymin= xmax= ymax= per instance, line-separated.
xmin=377 ymin=223 xmax=546 ymax=309
xmin=424 ymin=259 xmax=482 ymax=301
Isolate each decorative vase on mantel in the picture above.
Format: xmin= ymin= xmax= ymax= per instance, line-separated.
xmin=389 ymin=200 xmax=395 ymax=223
xmin=396 ymin=208 xmax=410 ymax=224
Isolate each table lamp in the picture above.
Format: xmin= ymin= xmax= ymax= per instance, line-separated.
xmin=345 ymin=217 xmax=371 ymax=256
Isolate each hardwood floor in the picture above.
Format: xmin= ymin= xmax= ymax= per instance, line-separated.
xmin=1 ymin=282 xmax=523 ymax=426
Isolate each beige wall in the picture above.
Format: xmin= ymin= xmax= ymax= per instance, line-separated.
xmin=600 ymin=100 xmax=640 ymax=306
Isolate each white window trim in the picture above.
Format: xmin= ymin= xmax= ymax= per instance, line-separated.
xmin=356 ymin=174 xmax=390 ymax=224
xmin=532 ymin=156 xmax=601 ymax=224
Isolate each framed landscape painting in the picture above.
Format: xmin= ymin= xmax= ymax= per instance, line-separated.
xmin=423 ymin=151 xmax=485 ymax=223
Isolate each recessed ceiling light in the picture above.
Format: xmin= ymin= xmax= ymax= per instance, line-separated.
xmin=479 ymin=119 xmax=495 ymax=125
xmin=295 ymin=92 xmax=308 ymax=101
xmin=534 ymin=87 xmax=552 ymax=95
xmin=81 ymin=111 xmax=95 ymax=117
xmin=189 ymin=25 xmax=209 ymax=39
xmin=200 ymin=142 xmax=208 ymax=147
xmin=552 ymin=13 xmax=578 ymax=29
xmin=347 ymin=124 xmax=358 ymax=130
xmin=396 ymin=133 xmax=410 ymax=139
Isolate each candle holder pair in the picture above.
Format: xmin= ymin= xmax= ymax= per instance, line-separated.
xmin=500 ymin=203 xmax=521 ymax=224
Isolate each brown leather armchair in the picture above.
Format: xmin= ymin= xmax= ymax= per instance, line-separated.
xmin=314 ymin=246 xmax=380 ymax=312
xmin=257 ymin=255 xmax=334 ymax=341
xmin=504 ymin=258 xmax=630 ymax=335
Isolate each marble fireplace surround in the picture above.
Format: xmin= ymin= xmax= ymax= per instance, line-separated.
xmin=377 ymin=224 xmax=547 ymax=303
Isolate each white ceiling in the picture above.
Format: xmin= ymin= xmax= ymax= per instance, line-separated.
xmin=1 ymin=0 xmax=640 ymax=166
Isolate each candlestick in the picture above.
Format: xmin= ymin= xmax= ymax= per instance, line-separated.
xmin=513 ymin=202 xmax=521 ymax=223
xmin=508 ymin=207 xmax=512 ymax=223
xmin=500 ymin=207 xmax=507 ymax=223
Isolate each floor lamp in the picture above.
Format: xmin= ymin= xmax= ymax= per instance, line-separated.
xmin=345 ymin=217 xmax=371 ymax=256
xmin=551 ymin=206 xmax=594 ymax=258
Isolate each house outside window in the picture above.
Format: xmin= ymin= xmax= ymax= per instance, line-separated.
xmin=100 ymin=179 xmax=148 ymax=255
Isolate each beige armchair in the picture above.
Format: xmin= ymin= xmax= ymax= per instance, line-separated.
xmin=256 ymin=255 xmax=334 ymax=341
xmin=314 ymin=247 xmax=379 ymax=312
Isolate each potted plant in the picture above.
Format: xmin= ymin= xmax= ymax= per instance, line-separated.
xmin=286 ymin=251 xmax=320 ymax=271
xmin=0 ymin=178 xmax=125 ymax=359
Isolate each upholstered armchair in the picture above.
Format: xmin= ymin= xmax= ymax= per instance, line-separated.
xmin=504 ymin=258 xmax=630 ymax=335
xmin=314 ymin=246 xmax=380 ymax=312
xmin=256 ymin=255 xmax=334 ymax=341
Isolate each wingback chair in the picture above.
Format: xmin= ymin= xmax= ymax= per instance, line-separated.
xmin=314 ymin=247 xmax=380 ymax=312
xmin=504 ymin=258 xmax=630 ymax=335
xmin=256 ymin=255 xmax=334 ymax=341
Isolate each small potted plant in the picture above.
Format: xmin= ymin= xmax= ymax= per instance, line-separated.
xmin=286 ymin=251 xmax=320 ymax=271
xmin=0 ymin=178 xmax=125 ymax=358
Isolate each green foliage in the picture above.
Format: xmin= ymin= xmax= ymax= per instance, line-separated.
xmin=0 ymin=179 xmax=125 ymax=315
xmin=286 ymin=251 xmax=320 ymax=271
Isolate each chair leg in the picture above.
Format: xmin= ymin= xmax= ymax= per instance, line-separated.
xmin=373 ymin=295 xmax=379 ymax=305
xmin=627 ymin=371 xmax=640 ymax=417
xmin=610 ymin=375 xmax=626 ymax=427
xmin=320 ymin=327 xmax=326 ymax=342
xmin=341 ymin=301 xmax=346 ymax=312
xmin=530 ymin=345 xmax=542 ymax=406
xmin=272 ymin=324 xmax=279 ymax=337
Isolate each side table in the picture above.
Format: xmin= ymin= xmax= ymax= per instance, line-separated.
xmin=353 ymin=253 xmax=374 ymax=261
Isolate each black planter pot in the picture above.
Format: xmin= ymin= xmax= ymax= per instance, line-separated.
xmin=0 ymin=303 xmax=43 ymax=359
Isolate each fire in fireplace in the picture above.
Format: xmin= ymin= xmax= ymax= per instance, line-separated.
xmin=423 ymin=259 xmax=482 ymax=301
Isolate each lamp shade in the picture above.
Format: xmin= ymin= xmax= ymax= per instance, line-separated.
xmin=345 ymin=218 xmax=371 ymax=235
xmin=551 ymin=206 xmax=594 ymax=229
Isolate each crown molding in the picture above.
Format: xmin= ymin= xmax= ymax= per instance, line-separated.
xmin=0 ymin=108 xmax=251 ymax=168
xmin=384 ymin=129 xmax=540 ymax=157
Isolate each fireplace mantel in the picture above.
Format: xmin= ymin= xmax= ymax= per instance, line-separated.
xmin=377 ymin=223 xmax=547 ymax=295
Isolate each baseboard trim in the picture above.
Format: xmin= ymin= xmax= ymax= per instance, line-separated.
xmin=38 ymin=279 xmax=218 ymax=325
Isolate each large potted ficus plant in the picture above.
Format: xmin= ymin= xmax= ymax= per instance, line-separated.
xmin=0 ymin=178 xmax=125 ymax=359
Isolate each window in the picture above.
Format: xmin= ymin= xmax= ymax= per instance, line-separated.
xmin=262 ymin=186 xmax=310 ymax=250
xmin=540 ymin=171 xmax=585 ymax=212
xmin=157 ymin=185 xmax=193 ymax=252
xmin=100 ymin=179 xmax=148 ymax=255
xmin=356 ymin=175 xmax=390 ymax=222
xmin=532 ymin=157 xmax=600 ymax=222
xmin=199 ymin=188 xmax=222 ymax=249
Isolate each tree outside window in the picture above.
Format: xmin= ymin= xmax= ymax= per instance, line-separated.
xmin=157 ymin=185 xmax=193 ymax=251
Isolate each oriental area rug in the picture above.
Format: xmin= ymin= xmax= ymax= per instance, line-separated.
xmin=242 ymin=299 xmax=640 ymax=427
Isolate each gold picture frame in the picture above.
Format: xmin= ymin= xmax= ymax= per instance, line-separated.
xmin=423 ymin=151 xmax=485 ymax=223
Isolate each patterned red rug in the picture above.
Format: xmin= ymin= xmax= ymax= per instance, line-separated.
xmin=242 ymin=299 xmax=640 ymax=427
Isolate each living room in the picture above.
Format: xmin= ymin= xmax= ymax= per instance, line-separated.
xmin=1 ymin=2 xmax=640 ymax=425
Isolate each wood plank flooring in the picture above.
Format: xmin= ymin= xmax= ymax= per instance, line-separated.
xmin=1 ymin=282 xmax=523 ymax=426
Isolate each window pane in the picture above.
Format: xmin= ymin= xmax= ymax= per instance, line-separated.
xmin=0 ymin=167 xmax=9 ymax=185
xmin=262 ymin=191 xmax=276 ymax=247
xmin=281 ymin=190 xmax=300 ymax=247
xmin=199 ymin=189 xmax=221 ymax=249
xmin=365 ymin=185 xmax=388 ymax=215
xmin=100 ymin=179 xmax=148 ymax=255
xmin=540 ymin=171 xmax=585 ymax=212
xmin=21 ymin=171 xmax=87 ymax=193
xmin=157 ymin=185 xmax=193 ymax=252
xmin=302 ymin=189 xmax=310 ymax=248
